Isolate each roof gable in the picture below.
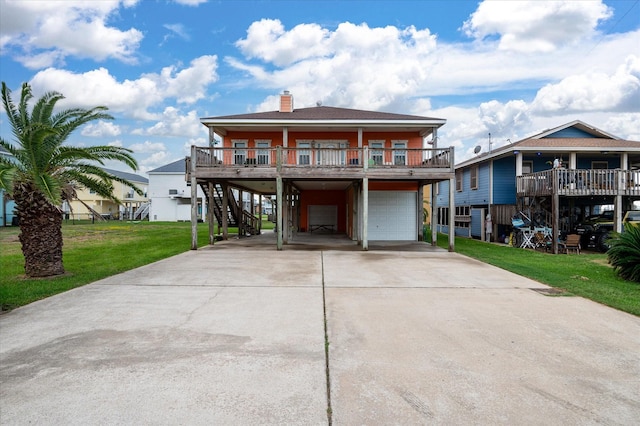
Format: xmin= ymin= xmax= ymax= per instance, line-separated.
xmin=148 ymin=158 xmax=187 ymax=174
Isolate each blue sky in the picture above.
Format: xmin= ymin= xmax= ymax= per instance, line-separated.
xmin=1 ymin=0 xmax=639 ymax=174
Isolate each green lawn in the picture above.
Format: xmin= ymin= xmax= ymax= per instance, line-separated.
xmin=437 ymin=234 xmax=640 ymax=316
xmin=0 ymin=221 xmax=217 ymax=311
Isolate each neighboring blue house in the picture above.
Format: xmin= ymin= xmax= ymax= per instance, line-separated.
xmin=435 ymin=120 xmax=640 ymax=245
xmin=0 ymin=146 xmax=17 ymax=227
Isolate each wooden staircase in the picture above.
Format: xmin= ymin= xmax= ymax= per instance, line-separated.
xmin=200 ymin=183 xmax=261 ymax=236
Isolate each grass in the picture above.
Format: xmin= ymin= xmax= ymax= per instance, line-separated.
xmin=0 ymin=221 xmax=233 ymax=311
xmin=437 ymin=234 xmax=640 ymax=316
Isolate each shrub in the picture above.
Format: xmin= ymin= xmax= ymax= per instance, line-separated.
xmin=607 ymin=224 xmax=640 ymax=283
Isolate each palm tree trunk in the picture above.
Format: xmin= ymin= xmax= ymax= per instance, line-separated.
xmin=14 ymin=183 xmax=65 ymax=277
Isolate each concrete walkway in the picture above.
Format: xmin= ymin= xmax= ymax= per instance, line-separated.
xmin=1 ymin=234 xmax=639 ymax=425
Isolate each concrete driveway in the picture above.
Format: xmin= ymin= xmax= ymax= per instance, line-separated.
xmin=1 ymin=234 xmax=639 ymax=425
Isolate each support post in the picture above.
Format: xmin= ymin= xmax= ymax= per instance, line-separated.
xmin=208 ymin=181 xmax=215 ymax=245
xmin=448 ymin=177 xmax=455 ymax=252
xmin=552 ymin=170 xmax=560 ymax=254
xmin=417 ymin=184 xmax=424 ymax=241
xmin=431 ymin=183 xmax=437 ymax=246
xmin=222 ymin=183 xmax=229 ymax=240
xmin=362 ymin=177 xmax=369 ymax=251
xmin=276 ymin=177 xmax=283 ymax=250
xmin=190 ymin=146 xmax=198 ymax=250
xmin=258 ymin=194 xmax=263 ymax=233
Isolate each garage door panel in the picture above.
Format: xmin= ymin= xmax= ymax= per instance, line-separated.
xmin=368 ymin=191 xmax=416 ymax=241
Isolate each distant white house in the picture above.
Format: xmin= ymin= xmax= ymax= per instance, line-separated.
xmin=0 ymin=146 xmax=17 ymax=227
xmin=148 ymin=158 xmax=207 ymax=222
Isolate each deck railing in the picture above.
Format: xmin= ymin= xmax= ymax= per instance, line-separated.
xmin=517 ymin=168 xmax=640 ymax=196
xmin=193 ymin=146 xmax=453 ymax=170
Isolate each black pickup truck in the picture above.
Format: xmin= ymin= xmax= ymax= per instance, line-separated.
xmin=574 ymin=210 xmax=640 ymax=252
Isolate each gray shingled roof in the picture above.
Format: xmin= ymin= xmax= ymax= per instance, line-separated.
xmin=456 ymin=121 xmax=640 ymax=168
xmin=202 ymin=105 xmax=443 ymax=122
xmin=148 ymin=158 xmax=187 ymax=174
xmin=103 ymin=168 xmax=148 ymax=183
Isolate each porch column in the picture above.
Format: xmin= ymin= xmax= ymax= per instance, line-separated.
xmin=276 ymin=177 xmax=283 ymax=250
xmin=190 ymin=146 xmax=198 ymax=250
xmin=222 ymin=183 xmax=229 ymax=240
xmin=569 ymin=152 xmax=577 ymax=169
xmin=283 ymin=127 xmax=288 ymax=148
xmin=362 ymin=177 xmax=369 ymax=251
xmin=358 ymin=127 xmax=363 ymax=148
xmin=431 ymin=183 xmax=437 ymax=246
xmin=515 ymin=152 xmax=523 ymax=176
xmin=448 ymin=176 xmax=455 ymax=252
xmin=208 ymin=182 xmax=215 ymax=245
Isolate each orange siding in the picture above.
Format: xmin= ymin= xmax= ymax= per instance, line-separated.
xmin=222 ymin=131 xmax=423 ymax=148
xmin=299 ymin=190 xmax=347 ymax=232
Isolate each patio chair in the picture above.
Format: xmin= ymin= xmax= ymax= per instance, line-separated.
xmin=534 ymin=232 xmax=550 ymax=251
xmin=561 ymin=234 xmax=581 ymax=254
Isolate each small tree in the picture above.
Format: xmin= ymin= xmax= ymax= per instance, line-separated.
xmin=607 ymin=225 xmax=640 ymax=283
xmin=0 ymin=82 xmax=142 ymax=277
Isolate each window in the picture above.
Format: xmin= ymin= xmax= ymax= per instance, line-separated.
xmin=456 ymin=170 xmax=463 ymax=191
xmin=392 ymin=141 xmax=407 ymax=165
xmin=255 ymin=140 xmax=271 ymax=165
xmin=369 ymin=140 xmax=385 ymax=165
xmin=592 ymin=161 xmax=608 ymax=169
xmin=233 ymin=140 xmax=247 ymax=165
xmin=470 ymin=165 xmax=479 ymax=190
xmin=522 ymin=161 xmax=533 ymax=174
xmin=297 ymin=142 xmax=311 ymax=165
xmin=169 ymin=189 xmax=178 ymax=195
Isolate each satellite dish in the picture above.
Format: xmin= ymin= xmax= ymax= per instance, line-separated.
xmin=316 ymin=100 xmax=322 ymax=106
xmin=474 ymin=145 xmax=482 ymax=154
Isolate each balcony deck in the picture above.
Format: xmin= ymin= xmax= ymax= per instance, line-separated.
xmin=189 ymin=146 xmax=454 ymax=181
xmin=517 ymin=168 xmax=640 ymax=197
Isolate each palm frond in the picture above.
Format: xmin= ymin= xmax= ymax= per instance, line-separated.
xmin=33 ymin=173 xmax=63 ymax=206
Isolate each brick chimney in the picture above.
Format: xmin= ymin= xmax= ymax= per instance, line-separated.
xmin=279 ymin=90 xmax=293 ymax=113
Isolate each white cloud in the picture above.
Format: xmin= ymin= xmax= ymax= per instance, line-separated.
xmin=0 ymin=0 xmax=143 ymax=68
xmin=130 ymin=141 xmax=167 ymax=153
xmin=462 ymin=0 xmax=612 ymax=52
xmin=230 ymin=17 xmax=637 ymax=115
xmin=108 ymin=140 xmax=124 ymax=148
xmin=81 ymin=120 xmax=122 ymax=137
xmin=133 ymin=107 xmax=206 ymax=138
xmin=28 ymin=55 xmax=218 ymax=119
xmin=532 ymin=55 xmax=640 ymax=114
xmin=162 ymin=24 xmax=190 ymax=44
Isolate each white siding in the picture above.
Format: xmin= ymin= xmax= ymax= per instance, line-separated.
xmin=148 ymin=173 xmax=206 ymax=221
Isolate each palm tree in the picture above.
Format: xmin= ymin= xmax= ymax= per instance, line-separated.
xmin=0 ymin=82 xmax=142 ymax=277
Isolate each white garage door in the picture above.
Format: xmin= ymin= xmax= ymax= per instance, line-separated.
xmin=308 ymin=205 xmax=338 ymax=231
xmin=368 ymin=191 xmax=417 ymax=241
